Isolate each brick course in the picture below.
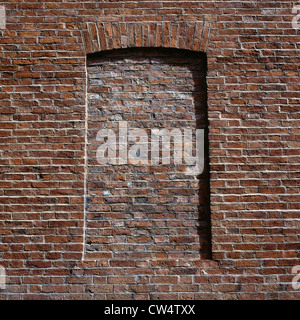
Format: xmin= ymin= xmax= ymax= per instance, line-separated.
xmin=0 ymin=0 xmax=299 ymax=300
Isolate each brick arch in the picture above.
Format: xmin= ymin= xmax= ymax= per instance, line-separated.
xmin=80 ymin=21 xmax=212 ymax=54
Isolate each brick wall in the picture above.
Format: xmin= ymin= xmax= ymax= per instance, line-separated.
xmin=85 ymin=47 xmax=211 ymax=261
xmin=0 ymin=0 xmax=299 ymax=300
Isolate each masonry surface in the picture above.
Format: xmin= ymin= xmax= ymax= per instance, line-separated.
xmin=85 ymin=48 xmax=211 ymax=261
xmin=0 ymin=0 xmax=299 ymax=300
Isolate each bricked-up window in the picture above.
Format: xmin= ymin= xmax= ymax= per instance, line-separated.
xmin=84 ymin=48 xmax=211 ymax=261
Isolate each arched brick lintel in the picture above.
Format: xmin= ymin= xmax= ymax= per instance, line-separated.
xmin=80 ymin=21 xmax=212 ymax=54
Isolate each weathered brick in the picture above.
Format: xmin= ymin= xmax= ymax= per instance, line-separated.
xmin=0 ymin=0 xmax=298 ymax=301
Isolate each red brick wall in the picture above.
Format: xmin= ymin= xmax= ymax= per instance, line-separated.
xmin=0 ymin=0 xmax=299 ymax=300
xmin=85 ymin=47 xmax=211 ymax=261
